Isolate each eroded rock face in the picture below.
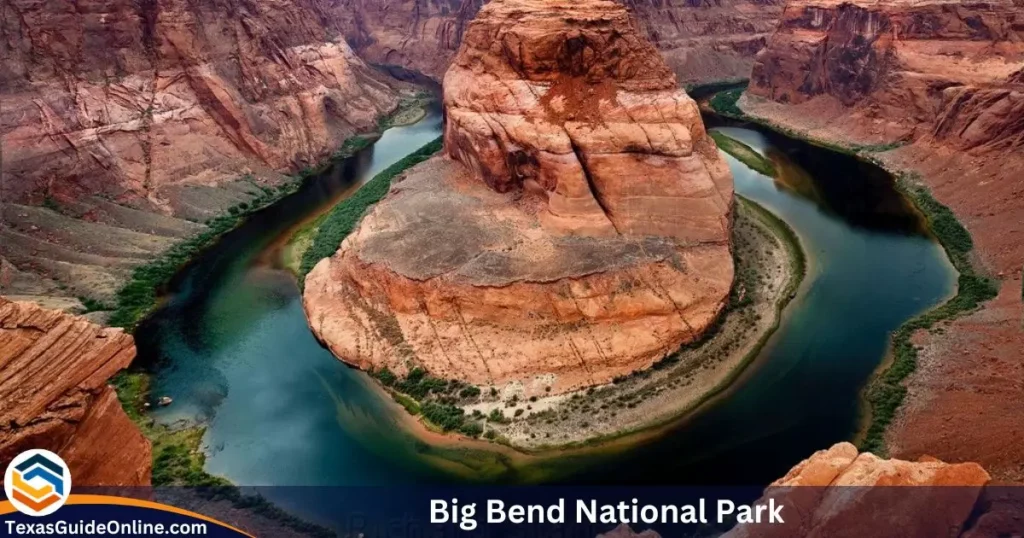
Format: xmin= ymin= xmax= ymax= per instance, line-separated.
xmin=1 ymin=0 xmax=399 ymax=207
xmin=304 ymin=0 xmax=734 ymax=396
xmin=0 ymin=298 xmax=151 ymax=486
xmin=724 ymin=442 xmax=994 ymax=538
xmin=444 ymin=0 xmax=734 ymax=240
xmin=748 ymin=0 xmax=1024 ymax=149
xmin=1 ymin=0 xmax=403 ymax=304
xmin=334 ymin=0 xmax=783 ymax=84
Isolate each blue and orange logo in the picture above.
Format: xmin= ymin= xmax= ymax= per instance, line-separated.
xmin=3 ymin=449 xmax=71 ymax=516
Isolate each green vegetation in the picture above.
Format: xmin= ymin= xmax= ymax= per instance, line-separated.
xmin=107 ymin=184 xmax=302 ymax=329
xmin=421 ymin=402 xmax=467 ymax=432
xmin=708 ymin=88 xmax=746 ymax=117
xmin=298 ymin=136 xmax=443 ymax=279
xmin=684 ymin=78 xmax=749 ymax=100
xmin=78 ymin=296 xmax=113 ymax=313
xmin=42 ymin=196 xmax=62 ymax=213
xmin=371 ymin=366 xmax=487 ymax=436
xmin=860 ymin=178 xmax=999 ymax=455
xmin=710 ymin=131 xmax=777 ymax=177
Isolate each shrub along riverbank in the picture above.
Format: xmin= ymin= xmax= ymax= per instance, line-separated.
xmin=297 ymin=136 xmax=443 ymax=280
xmin=702 ymin=85 xmax=999 ymax=455
xmin=709 ymin=131 xmax=777 ymax=177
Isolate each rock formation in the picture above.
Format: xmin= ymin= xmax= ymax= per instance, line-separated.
xmin=0 ymin=298 xmax=151 ymax=486
xmin=606 ymin=443 xmax=1022 ymax=537
xmin=747 ymin=0 xmax=1024 ymax=149
xmin=334 ymin=0 xmax=784 ymax=85
xmin=739 ymin=0 xmax=1024 ymax=482
xmin=304 ymin=0 xmax=734 ymax=396
xmin=1 ymin=0 xmax=403 ymax=304
xmin=724 ymin=443 xmax=991 ymax=538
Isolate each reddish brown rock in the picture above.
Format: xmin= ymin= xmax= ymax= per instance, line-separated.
xmin=304 ymin=0 xmax=734 ymax=397
xmin=334 ymin=0 xmax=783 ymax=84
xmin=443 ymin=0 xmax=734 ymax=240
xmin=725 ymin=442 xmax=992 ymax=538
xmin=1 ymin=0 xmax=400 ymax=208
xmin=739 ymin=0 xmax=1024 ymax=482
xmin=0 ymin=0 xmax=406 ymax=303
xmin=0 ymin=297 xmax=151 ymax=486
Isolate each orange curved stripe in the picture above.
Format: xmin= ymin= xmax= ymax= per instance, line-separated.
xmin=0 ymin=495 xmax=253 ymax=537
xmin=11 ymin=490 xmax=60 ymax=512
xmin=12 ymin=471 xmax=55 ymax=500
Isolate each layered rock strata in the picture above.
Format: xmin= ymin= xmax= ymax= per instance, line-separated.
xmin=334 ymin=0 xmax=784 ymax=84
xmin=739 ymin=0 xmax=1024 ymax=481
xmin=304 ymin=0 xmax=734 ymax=396
xmin=0 ymin=298 xmax=151 ymax=486
xmin=1 ymin=0 xmax=403 ymax=304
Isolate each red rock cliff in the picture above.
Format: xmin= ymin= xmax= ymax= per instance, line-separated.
xmin=304 ymin=0 xmax=734 ymax=397
xmin=0 ymin=0 xmax=404 ymax=305
xmin=334 ymin=0 xmax=784 ymax=84
xmin=1 ymin=0 xmax=399 ymax=206
xmin=608 ymin=443 xmax=1021 ymax=537
xmin=0 ymin=298 xmax=151 ymax=486
xmin=740 ymin=0 xmax=1024 ymax=482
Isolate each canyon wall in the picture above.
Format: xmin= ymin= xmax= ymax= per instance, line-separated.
xmin=333 ymin=0 xmax=784 ymax=84
xmin=1 ymin=0 xmax=403 ymax=305
xmin=0 ymin=298 xmax=151 ymax=486
xmin=739 ymin=0 xmax=1024 ymax=482
xmin=304 ymin=0 xmax=734 ymax=397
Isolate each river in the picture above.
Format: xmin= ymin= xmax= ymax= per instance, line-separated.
xmin=136 ymin=106 xmax=955 ymax=488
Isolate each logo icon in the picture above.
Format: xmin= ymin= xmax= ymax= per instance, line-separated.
xmin=4 ymin=449 xmax=71 ymax=516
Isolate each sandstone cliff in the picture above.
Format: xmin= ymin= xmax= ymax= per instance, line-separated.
xmin=304 ymin=0 xmax=734 ymax=397
xmin=1 ymin=0 xmax=403 ymax=305
xmin=0 ymin=298 xmax=151 ymax=486
xmin=738 ymin=0 xmax=1024 ymax=482
xmin=747 ymin=0 xmax=1024 ymax=148
xmin=725 ymin=443 xmax=991 ymax=538
xmin=606 ymin=442 xmax=1021 ymax=537
xmin=334 ymin=0 xmax=783 ymax=85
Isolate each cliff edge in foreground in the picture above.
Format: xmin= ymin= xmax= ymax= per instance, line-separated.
xmin=608 ymin=442 xmax=1020 ymax=537
xmin=0 ymin=298 xmax=151 ymax=485
xmin=304 ymin=0 xmax=734 ymax=398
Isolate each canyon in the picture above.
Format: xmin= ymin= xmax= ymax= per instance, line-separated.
xmin=332 ymin=0 xmax=784 ymax=85
xmin=303 ymin=0 xmax=736 ymax=400
xmin=739 ymin=0 xmax=1024 ymax=482
xmin=0 ymin=297 xmax=150 ymax=486
xmin=0 ymin=0 xmax=406 ymax=307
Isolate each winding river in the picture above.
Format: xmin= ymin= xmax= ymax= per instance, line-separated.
xmin=136 ymin=105 xmax=955 ymax=488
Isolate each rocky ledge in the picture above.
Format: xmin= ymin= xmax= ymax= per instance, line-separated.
xmin=304 ymin=0 xmax=734 ymax=399
xmin=0 ymin=297 xmax=151 ymax=486
xmin=609 ymin=442 xmax=1022 ymax=537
